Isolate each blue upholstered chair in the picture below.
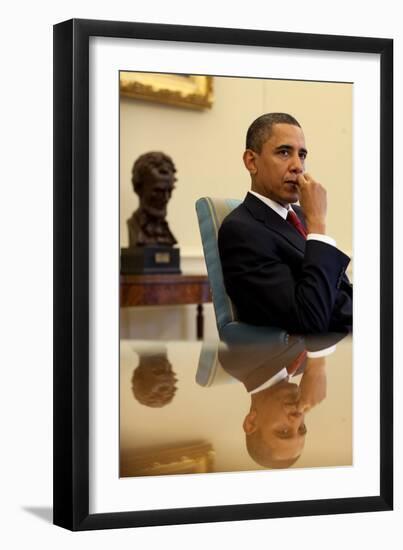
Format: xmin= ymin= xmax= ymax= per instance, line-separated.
xmin=195 ymin=197 xmax=288 ymax=344
xmin=195 ymin=197 xmax=240 ymax=340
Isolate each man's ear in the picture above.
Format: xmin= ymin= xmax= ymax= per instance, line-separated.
xmin=243 ymin=409 xmax=258 ymax=435
xmin=243 ymin=149 xmax=258 ymax=175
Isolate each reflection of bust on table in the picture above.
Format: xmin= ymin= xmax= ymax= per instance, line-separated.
xmin=127 ymin=151 xmax=178 ymax=247
xmin=131 ymin=349 xmax=178 ymax=408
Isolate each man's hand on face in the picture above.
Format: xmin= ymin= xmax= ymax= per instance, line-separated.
xmin=296 ymin=172 xmax=327 ymax=235
xmin=296 ymin=357 xmax=327 ymax=413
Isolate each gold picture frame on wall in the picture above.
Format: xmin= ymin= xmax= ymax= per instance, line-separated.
xmin=120 ymin=71 xmax=214 ymax=110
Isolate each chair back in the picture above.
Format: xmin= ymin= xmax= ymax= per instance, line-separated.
xmin=195 ymin=197 xmax=241 ymax=333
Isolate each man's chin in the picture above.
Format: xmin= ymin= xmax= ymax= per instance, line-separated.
xmin=283 ymin=183 xmax=300 ymax=203
xmin=286 ymin=191 xmax=300 ymax=204
xmin=281 ymin=195 xmax=299 ymax=206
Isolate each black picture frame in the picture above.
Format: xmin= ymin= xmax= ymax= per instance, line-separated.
xmin=53 ymin=18 xmax=393 ymax=531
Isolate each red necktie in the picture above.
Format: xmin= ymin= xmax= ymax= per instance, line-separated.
xmin=286 ymin=350 xmax=307 ymax=376
xmin=287 ymin=210 xmax=307 ymax=239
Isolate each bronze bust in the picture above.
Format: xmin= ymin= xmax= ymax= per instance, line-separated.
xmin=127 ymin=151 xmax=178 ymax=247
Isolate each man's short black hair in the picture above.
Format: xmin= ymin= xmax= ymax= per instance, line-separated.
xmin=246 ymin=113 xmax=301 ymax=153
xmin=245 ymin=431 xmax=300 ymax=469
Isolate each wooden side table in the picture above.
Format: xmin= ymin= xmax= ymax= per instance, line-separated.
xmin=120 ymin=274 xmax=212 ymax=339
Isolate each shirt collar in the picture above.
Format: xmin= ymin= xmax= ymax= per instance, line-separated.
xmin=249 ymin=190 xmax=294 ymax=220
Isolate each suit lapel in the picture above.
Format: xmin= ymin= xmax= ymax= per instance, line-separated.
xmin=244 ymin=192 xmax=306 ymax=253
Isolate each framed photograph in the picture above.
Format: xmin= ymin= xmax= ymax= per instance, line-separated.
xmin=53 ymin=19 xmax=393 ymax=531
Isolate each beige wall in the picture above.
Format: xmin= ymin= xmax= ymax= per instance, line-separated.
xmin=120 ymin=75 xmax=352 ymax=339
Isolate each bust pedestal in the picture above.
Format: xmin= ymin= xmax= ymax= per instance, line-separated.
xmin=120 ymin=246 xmax=181 ymax=275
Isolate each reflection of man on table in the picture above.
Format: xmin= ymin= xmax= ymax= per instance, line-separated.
xmin=218 ymin=113 xmax=352 ymax=333
xmin=219 ymin=333 xmax=344 ymax=468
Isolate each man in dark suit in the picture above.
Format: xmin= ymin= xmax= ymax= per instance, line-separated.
xmin=218 ymin=113 xmax=352 ymax=333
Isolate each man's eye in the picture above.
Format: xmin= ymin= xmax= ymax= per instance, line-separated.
xmin=279 ymin=150 xmax=289 ymax=157
xmin=299 ymin=153 xmax=307 ymax=160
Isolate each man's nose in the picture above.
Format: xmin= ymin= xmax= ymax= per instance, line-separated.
xmin=289 ymin=155 xmax=304 ymax=173
xmin=287 ymin=409 xmax=304 ymax=423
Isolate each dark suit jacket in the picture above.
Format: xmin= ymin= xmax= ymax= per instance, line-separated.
xmin=218 ymin=192 xmax=352 ymax=333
